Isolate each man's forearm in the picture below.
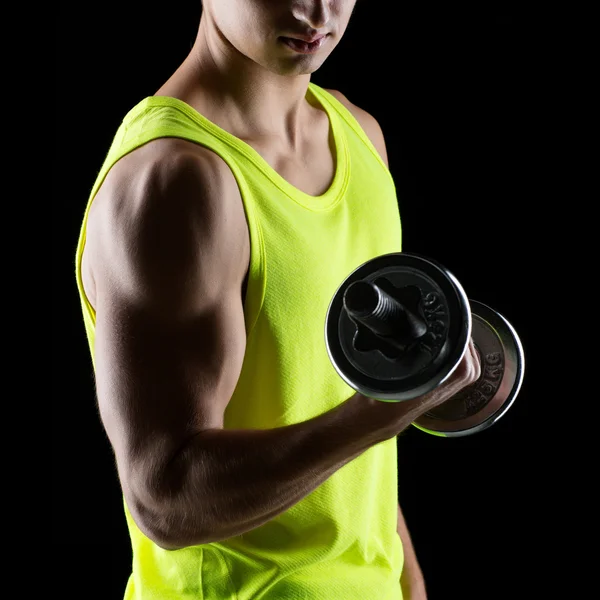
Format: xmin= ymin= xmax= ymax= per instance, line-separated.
xmin=397 ymin=503 xmax=427 ymax=598
xmin=133 ymin=392 xmax=410 ymax=550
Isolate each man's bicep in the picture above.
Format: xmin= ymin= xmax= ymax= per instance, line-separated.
xmin=89 ymin=145 xmax=249 ymax=509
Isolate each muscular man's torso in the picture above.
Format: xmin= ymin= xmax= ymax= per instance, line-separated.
xmin=81 ymin=88 xmax=384 ymax=311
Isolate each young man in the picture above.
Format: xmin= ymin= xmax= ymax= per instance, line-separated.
xmin=75 ymin=1 xmax=480 ymax=598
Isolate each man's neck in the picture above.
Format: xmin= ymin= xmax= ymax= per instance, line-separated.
xmin=160 ymin=19 xmax=316 ymax=150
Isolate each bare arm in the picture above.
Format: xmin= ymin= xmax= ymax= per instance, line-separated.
xmin=88 ymin=139 xmax=430 ymax=551
xmin=398 ymin=502 xmax=427 ymax=598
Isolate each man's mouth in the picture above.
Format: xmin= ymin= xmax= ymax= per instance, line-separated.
xmin=279 ymin=35 xmax=327 ymax=54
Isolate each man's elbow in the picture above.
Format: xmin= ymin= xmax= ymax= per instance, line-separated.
xmin=124 ymin=488 xmax=193 ymax=551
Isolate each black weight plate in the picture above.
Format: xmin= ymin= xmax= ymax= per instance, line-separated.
xmin=325 ymin=252 xmax=471 ymax=401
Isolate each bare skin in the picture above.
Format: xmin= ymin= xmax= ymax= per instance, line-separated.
xmin=81 ymin=0 xmax=481 ymax=577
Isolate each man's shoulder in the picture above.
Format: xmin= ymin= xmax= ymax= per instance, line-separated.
xmin=322 ymin=88 xmax=388 ymax=166
xmin=113 ymin=137 xmax=233 ymax=183
xmin=90 ymin=137 xmax=240 ymax=244
xmin=101 ymin=137 xmax=237 ymax=205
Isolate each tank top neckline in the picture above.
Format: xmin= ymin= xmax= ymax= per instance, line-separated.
xmin=134 ymin=83 xmax=349 ymax=211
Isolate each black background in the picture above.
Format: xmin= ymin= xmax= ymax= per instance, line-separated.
xmin=54 ymin=3 xmax=561 ymax=599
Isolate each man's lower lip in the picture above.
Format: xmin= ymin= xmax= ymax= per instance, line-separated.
xmin=280 ymin=36 xmax=327 ymax=54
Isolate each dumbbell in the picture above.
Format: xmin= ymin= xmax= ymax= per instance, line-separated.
xmin=324 ymin=252 xmax=525 ymax=437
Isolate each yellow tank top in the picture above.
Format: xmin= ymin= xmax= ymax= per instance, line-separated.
xmin=75 ymin=82 xmax=405 ymax=599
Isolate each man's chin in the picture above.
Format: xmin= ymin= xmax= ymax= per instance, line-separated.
xmin=268 ymin=55 xmax=329 ymax=77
